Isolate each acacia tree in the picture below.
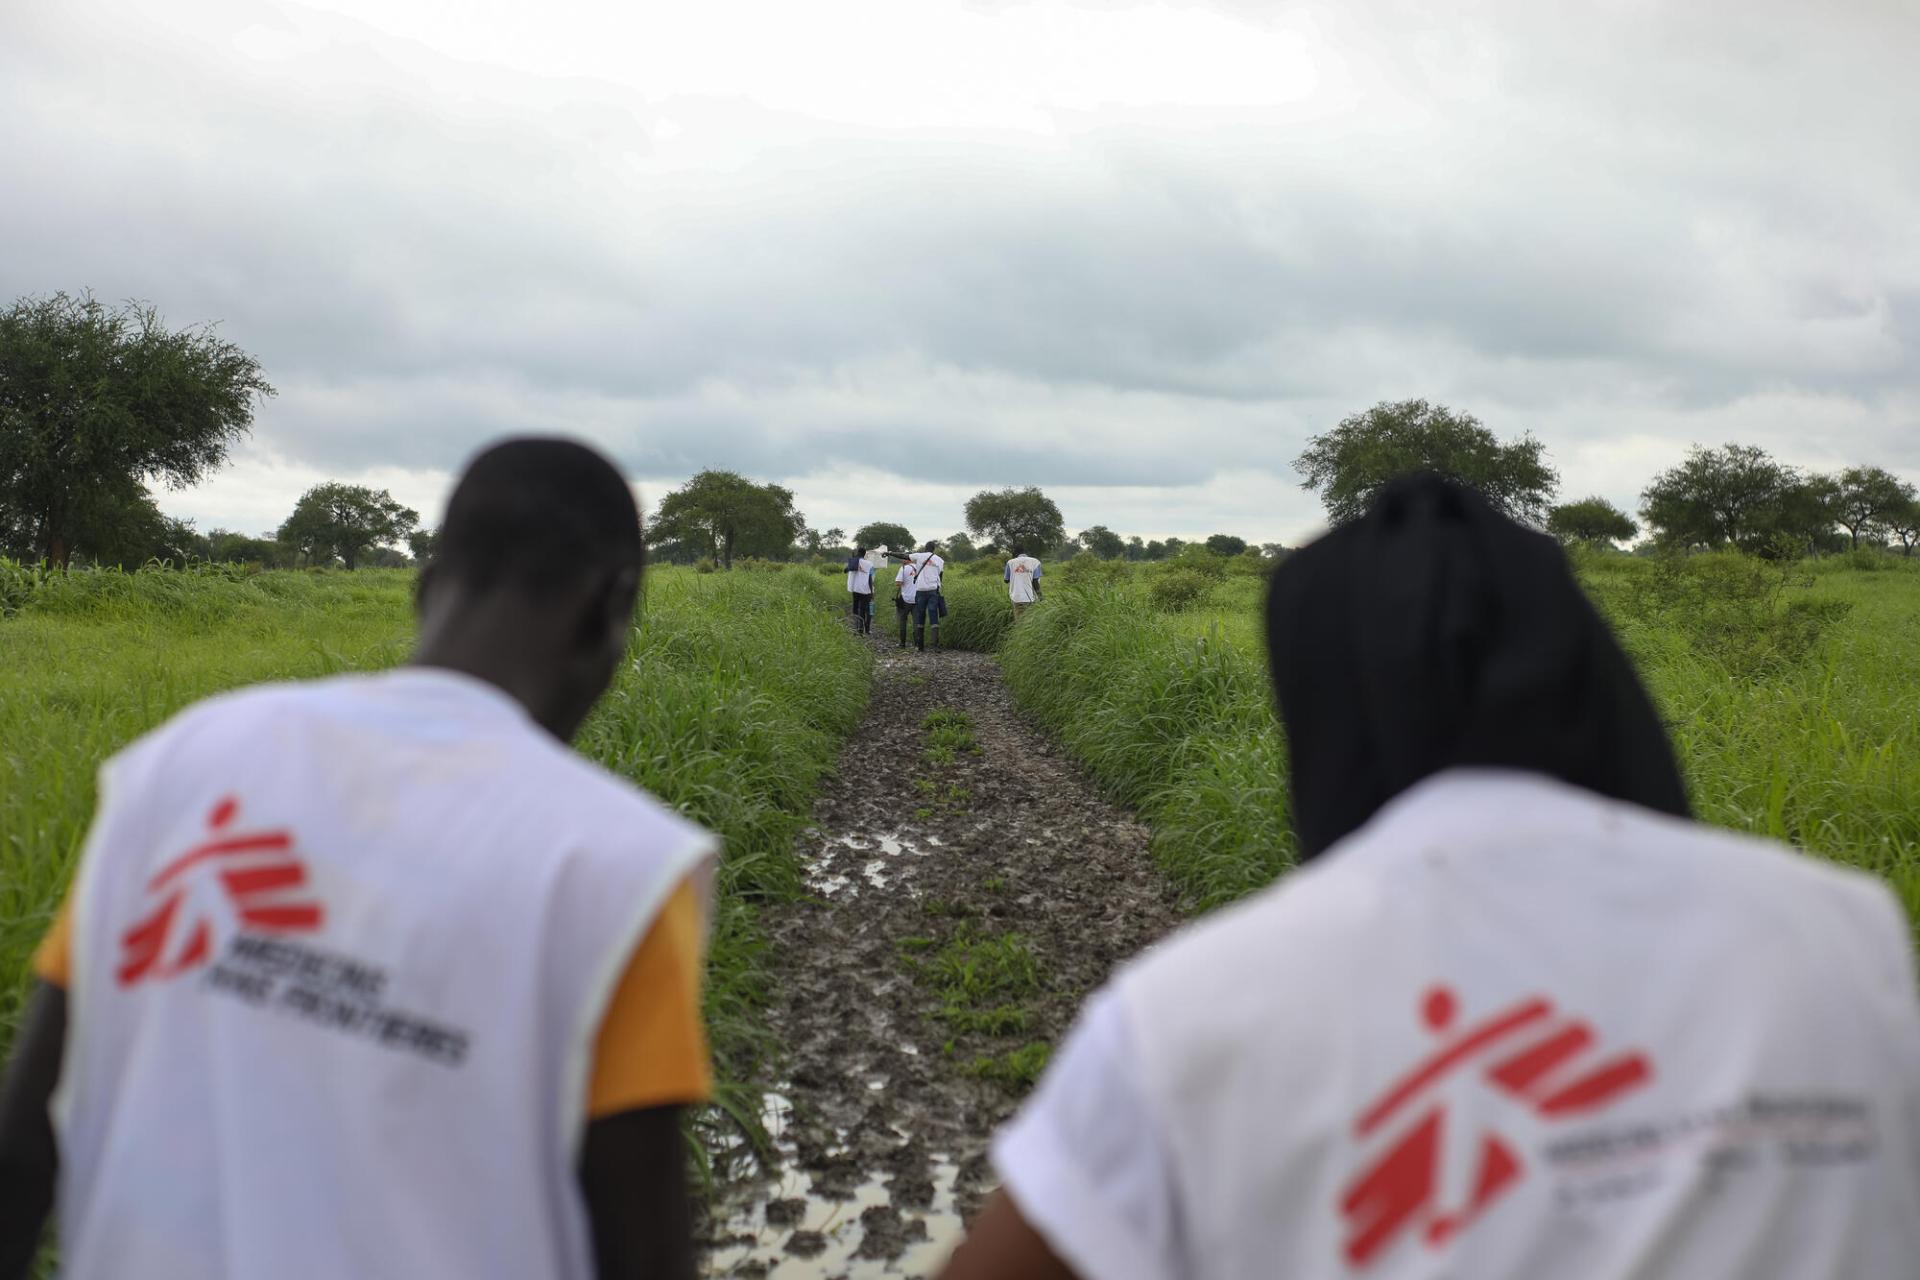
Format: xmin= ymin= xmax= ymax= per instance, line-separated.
xmin=1294 ymin=400 xmax=1558 ymax=525
xmin=1885 ymin=497 xmax=1920 ymax=556
xmin=1546 ymin=497 xmax=1637 ymax=547
xmin=965 ymin=486 xmax=1065 ymax=554
xmin=0 ymin=292 xmax=274 ymax=567
xmin=1639 ymin=444 xmax=1792 ymax=550
xmin=278 ymin=483 xmax=419 ymax=570
xmin=1205 ymin=533 xmax=1248 ymax=556
xmin=1079 ymin=525 xmax=1125 ymax=560
xmin=1831 ymin=466 xmax=1914 ymax=548
xmin=853 ymin=522 xmax=913 ymax=555
xmin=648 ymin=470 xmax=803 ymax=569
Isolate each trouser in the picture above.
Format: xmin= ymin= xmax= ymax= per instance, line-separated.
xmin=912 ymin=590 xmax=942 ymax=650
xmin=896 ymin=597 xmax=912 ymax=646
xmin=851 ymin=592 xmax=872 ymax=633
xmin=1012 ymin=600 xmax=1030 ymax=620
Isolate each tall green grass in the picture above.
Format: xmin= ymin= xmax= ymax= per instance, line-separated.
xmin=0 ymin=564 xmax=869 ymax=1160
xmin=972 ymin=555 xmax=1920 ymax=926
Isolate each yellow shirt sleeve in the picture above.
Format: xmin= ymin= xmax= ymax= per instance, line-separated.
xmin=31 ymin=895 xmax=73 ymax=989
xmin=586 ymin=876 xmax=713 ymax=1118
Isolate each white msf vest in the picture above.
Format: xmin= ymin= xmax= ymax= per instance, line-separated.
xmin=54 ymin=669 xmax=715 ymax=1280
xmin=1118 ymin=771 xmax=1920 ymax=1279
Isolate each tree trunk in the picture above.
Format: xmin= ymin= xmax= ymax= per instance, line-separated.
xmin=721 ymin=528 xmax=735 ymax=570
xmin=47 ymin=533 xmax=69 ymax=571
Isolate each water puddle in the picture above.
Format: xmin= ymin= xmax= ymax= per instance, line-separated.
xmin=703 ymin=1092 xmax=965 ymax=1277
xmin=805 ymin=831 xmax=928 ymax=900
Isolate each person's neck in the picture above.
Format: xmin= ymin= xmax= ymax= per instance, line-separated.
xmin=410 ymin=612 xmax=569 ymax=740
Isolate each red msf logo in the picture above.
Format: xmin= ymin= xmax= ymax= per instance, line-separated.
xmin=118 ymin=796 xmax=323 ymax=988
xmin=1340 ymin=985 xmax=1653 ymax=1269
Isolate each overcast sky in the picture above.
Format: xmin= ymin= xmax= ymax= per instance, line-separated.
xmin=4 ymin=0 xmax=1915 ymax=546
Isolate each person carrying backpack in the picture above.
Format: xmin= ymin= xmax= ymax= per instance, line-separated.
xmin=904 ymin=541 xmax=946 ymax=652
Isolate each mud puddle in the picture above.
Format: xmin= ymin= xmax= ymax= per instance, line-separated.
xmin=700 ymin=631 xmax=1185 ymax=1277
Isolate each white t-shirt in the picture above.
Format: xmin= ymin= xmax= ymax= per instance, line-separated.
xmin=54 ymin=668 xmax=717 ymax=1280
xmin=1005 ymin=555 xmax=1042 ymax=604
xmin=906 ymin=552 xmax=945 ymax=592
xmin=846 ymin=558 xmax=875 ymax=594
xmin=895 ymin=562 xmax=918 ymax=604
xmin=994 ymin=770 xmax=1920 ymax=1280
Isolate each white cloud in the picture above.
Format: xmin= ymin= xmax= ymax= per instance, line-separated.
xmin=2 ymin=0 xmax=1915 ymax=547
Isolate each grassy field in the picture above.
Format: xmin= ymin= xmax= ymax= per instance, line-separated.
xmin=958 ymin=550 xmax=1920 ymax=928
xmin=0 ymin=561 xmax=868 ymax=1168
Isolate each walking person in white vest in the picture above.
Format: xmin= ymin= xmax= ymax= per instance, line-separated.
xmin=1004 ymin=546 xmax=1042 ymax=620
xmin=905 ymin=540 xmax=946 ymax=652
xmin=0 ymin=439 xmax=718 ymax=1280
xmin=941 ymin=475 xmax=1920 ymax=1280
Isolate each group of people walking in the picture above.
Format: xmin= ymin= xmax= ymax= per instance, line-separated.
xmin=843 ymin=539 xmax=1043 ymax=650
xmin=5 ymin=438 xmax=1919 ymax=1280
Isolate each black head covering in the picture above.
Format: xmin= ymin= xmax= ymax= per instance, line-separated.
xmin=1265 ymin=474 xmax=1689 ymax=861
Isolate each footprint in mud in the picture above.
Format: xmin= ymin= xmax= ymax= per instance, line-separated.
xmin=700 ymin=634 xmax=1185 ymax=1277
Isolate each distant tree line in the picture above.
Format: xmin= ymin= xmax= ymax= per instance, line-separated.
xmin=1295 ymin=400 xmax=1919 ymax=557
xmin=6 ymin=292 xmax=1913 ymax=573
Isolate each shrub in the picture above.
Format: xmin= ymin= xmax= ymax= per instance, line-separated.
xmin=694 ymin=557 xmax=718 ymax=574
xmin=1149 ymin=569 xmax=1211 ymax=612
xmin=1587 ymin=552 xmax=1850 ymax=678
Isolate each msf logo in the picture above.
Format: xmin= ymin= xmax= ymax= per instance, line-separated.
xmin=1340 ymin=985 xmax=1653 ymax=1269
xmin=118 ymin=796 xmax=324 ymax=988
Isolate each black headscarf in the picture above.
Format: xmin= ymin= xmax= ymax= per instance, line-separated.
xmin=1265 ymin=474 xmax=1689 ymax=861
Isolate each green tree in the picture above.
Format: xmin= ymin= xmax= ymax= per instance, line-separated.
xmin=1142 ymin=539 xmax=1169 ymax=561
xmin=68 ymin=487 xmax=209 ymax=567
xmin=0 ymin=292 xmax=274 ymax=566
xmin=1546 ymin=497 xmax=1637 ymax=547
xmin=208 ymin=528 xmax=291 ymax=567
xmin=407 ymin=526 xmax=440 ymax=564
xmin=1260 ymin=542 xmax=1291 ymax=560
xmin=648 ymin=470 xmax=802 ymax=570
xmin=1204 ymin=533 xmax=1248 ymax=556
xmin=964 ymin=486 xmax=1065 ymax=554
xmin=1640 ymin=444 xmax=1794 ymax=550
xmin=278 ymin=483 xmax=420 ymax=570
xmin=944 ymin=531 xmax=979 ymax=563
xmin=1124 ymin=535 xmax=1146 ymax=562
xmin=1080 ymin=525 xmax=1126 ymax=560
xmin=1831 ymin=466 xmax=1914 ymax=548
xmin=853 ymin=522 xmax=914 ymax=554
xmin=1884 ymin=496 xmax=1920 ymax=556
xmin=1295 ymin=399 xmax=1558 ymax=525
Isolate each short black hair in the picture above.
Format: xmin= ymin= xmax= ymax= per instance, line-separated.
xmin=432 ymin=437 xmax=642 ymax=595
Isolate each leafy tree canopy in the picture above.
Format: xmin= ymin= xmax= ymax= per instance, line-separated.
xmin=0 ymin=291 xmax=274 ymax=566
xmin=1640 ymin=444 xmax=1794 ymax=552
xmin=853 ymin=521 xmax=914 ymax=556
xmin=648 ymin=470 xmax=803 ymax=569
xmin=1885 ymin=496 xmax=1920 ymax=556
xmin=1546 ymin=497 xmax=1637 ymax=547
xmin=278 ymin=483 xmax=420 ymax=570
xmin=964 ymin=486 xmax=1065 ymax=555
xmin=1294 ymin=399 xmax=1558 ymax=525
xmin=943 ymin=531 xmax=979 ymax=563
xmin=1832 ymin=466 xmax=1916 ymax=548
xmin=1079 ymin=525 xmax=1125 ymax=560
xmin=1204 ymin=533 xmax=1248 ymax=556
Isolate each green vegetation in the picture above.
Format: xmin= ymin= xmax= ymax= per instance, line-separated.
xmin=0 ymin=562 xmax=869 ymax=1170
xmin=955 ymin=550 xmax=1920 ymax=928
xmin=966 ymin=1041 xmax=1052 ymax=1089
xmin=907 ymin=924 xmax=1041 ymax=1039
xmin=922 ymin=706 xmax=981 ymax=766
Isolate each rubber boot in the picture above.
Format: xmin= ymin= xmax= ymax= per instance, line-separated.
xmin=929 ymin=625 xmax=940 ymax=651
xmin=898 ymin=613 xmax=908 ymax=647
xmin=914 ymin=623 xmax=925 ymax=652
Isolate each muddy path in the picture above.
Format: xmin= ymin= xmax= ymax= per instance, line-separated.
xmin=699 ymin=623 xmax=1187 ymax=1278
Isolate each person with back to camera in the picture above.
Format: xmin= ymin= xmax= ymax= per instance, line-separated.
xmin=940 ymin=474 xmax=1920 ymax=1280
xmin=905 ymin=540 xmax=946 ymax=652
xmin=892 ymin=547 xmax=918 ymax=648
xmin=0 ymin=439 xmax=718 ymax=1280
xmin=1004 ymin=545 xmax=1042 ymax=620
xmin=844 ymin=545 xmax=877 ymax=635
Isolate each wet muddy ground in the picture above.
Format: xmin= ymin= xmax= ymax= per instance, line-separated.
xmin=699 ymin=624 xmax=1187 ymax=1277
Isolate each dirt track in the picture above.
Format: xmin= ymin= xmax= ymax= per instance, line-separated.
xmin=700 ymin=623 xmax=1185 ymax=1277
